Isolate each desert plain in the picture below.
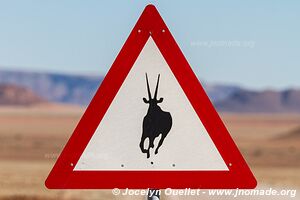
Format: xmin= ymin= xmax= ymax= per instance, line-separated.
xmin=0 ymin=105 xmax=299 ymax=200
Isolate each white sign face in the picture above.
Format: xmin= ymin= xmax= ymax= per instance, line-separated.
xmin=74 ymin=37 xmax=228 ymax=171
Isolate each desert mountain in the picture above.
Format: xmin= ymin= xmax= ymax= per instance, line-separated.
xmin=1 ymin=69 xmax=300 ymax=113
xmin=0 ymin=70 xmax=102 ymax=105
xmin=0 ymin=70 xmax=241 ymax=106
xmin=215 ymin=89 xmax=300 ymax=113
xmin=0 ymin=84 xmax=45 ymax=106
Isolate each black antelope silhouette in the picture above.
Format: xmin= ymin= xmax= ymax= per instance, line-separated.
xmin=140 ymin=73 xmax=172 ymax=158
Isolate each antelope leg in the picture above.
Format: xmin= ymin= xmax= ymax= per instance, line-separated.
xmin=147 ymin=146 xmax=150 ymax=158
xmin=155 ymin=134 xmax=165 ymax=155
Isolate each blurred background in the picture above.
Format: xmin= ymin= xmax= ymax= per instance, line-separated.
xmin=0 ymin=0 xmax=299 ymax=199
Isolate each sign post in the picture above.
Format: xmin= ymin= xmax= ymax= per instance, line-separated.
xmin=147 ymin=189 xmax=160 ymax=200
xmin=46 ymin=4 xmax=256 ymax=192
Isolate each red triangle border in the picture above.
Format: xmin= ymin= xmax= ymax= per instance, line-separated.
xmin=45 ymin=4 xmax=257 ymax=189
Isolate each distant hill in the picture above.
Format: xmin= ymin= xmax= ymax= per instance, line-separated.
xmin=1 ymin=69 xmax=300 ymax=112
xmin=201 ymin=82 xmax=241 ymax=102
xmin=0 ymin=69 xmax=240 ymax=106
xmin=215 ymin=89 xmax=300 ymax=113
xmin=0 ymin=70 xmax=102 ymax=105
xmin=0 ymin=84 xmax=45 ymax=106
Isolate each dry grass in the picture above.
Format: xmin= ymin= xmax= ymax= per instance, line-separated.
xmin=0 ymin=106 xmax=299 ymax=199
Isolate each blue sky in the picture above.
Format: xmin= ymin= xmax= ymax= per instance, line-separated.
xmin=0 ymin=1 xmax=299 ymax=89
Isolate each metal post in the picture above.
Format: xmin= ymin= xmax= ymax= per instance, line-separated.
xmin=147 ymin=189 xmax=160 ymax=200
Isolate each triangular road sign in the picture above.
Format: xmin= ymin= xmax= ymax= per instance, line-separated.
xmin=46 ymin=4 xmax=256 ymax=189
